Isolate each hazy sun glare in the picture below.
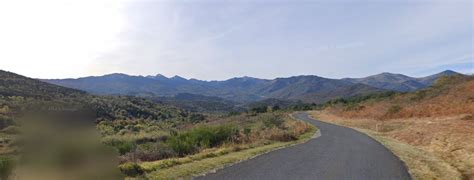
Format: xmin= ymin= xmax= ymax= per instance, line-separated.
xmin=0 ymin=0 xmax=125 ymax=78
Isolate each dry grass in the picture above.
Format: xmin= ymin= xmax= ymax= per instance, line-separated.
xmin=356 ymin=128 xmax=462 ymax=180
xmin=312 ymin=111 xmax=474 ymax=180
xmin=328 ymin=79 xmax=474 ymax=120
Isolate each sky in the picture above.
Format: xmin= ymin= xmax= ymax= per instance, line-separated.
xmin=0 ymin=0 xmax=472 ymax=80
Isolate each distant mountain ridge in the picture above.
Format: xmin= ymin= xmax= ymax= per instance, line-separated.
xmin=43 ymin=70 xmax=462 ymax=103
xmin=342 ymin=70 xmax=461 ymax=92
xmin=0 ymin=70 xmax=198 ymax=125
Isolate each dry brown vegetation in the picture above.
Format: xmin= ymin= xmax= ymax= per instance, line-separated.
xmin=315 ymin=76 xmax=474 ymax=179
xmin=328 ymin=75 xmax=474 ymax=120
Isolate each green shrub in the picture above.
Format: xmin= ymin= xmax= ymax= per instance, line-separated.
xmin=228 ymin=111 xmax=241 ymax=116
xmin=262 ymin=115 xmax=284 ymax=128
xmin=324 ymin=91 xmax=397 ymax=107
xmin=116 ymin=141 xmax=136 ymax=155
xmin=243 ymin=127 xmax=251 ymax=137
xmin=102 ymin=137 xmax=133 ymax=151
xmin=167 ymin=134 xmax=196 ymax=156
xmin=118 ymin=162 xmax=144 ymax=177
xmin=290 ymin=104 xmax=313 ymax=111
xmin=167 ymin=125 xmax=238 ymax=156
xmin=189 ymin=114 xmax=205 ymax=123
xmin=251 ymin=106 xmax=268 ymax=114
xmin=0 ymin=115 xmax=14 ymax=130
xmin=0 ymin=157 xmax=14 ymax=180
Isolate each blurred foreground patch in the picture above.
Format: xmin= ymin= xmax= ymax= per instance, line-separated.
xmin=2 ymin=111 xmax=123 ymax=180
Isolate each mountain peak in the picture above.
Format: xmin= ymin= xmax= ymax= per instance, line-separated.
xmin=103 ymin=73 xmax=130 ymax=78
xmin=155 ymin=74 xmax=167 ymax=78
xmin=147 ymin=74 xmax=168 ymax=80
xmin=438 ymin=70 xmax=459 ymax=75
xmin=375 ymin=72 xmax=408 ymax=77
xmin=171 ymin=75 xmax=187 ymax=81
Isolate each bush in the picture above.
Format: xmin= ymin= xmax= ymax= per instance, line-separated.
xmin=268 ymin=131 xmax=297 ymax=142
xmin=387 ymin=105 xmax=402 ymax=114
xmin=0 ymin=115 xmax=14 ymax=130
xmin=290 ymin=104 xmax=313 ymax=111
xmin=167 ymin=125 xmax=238 ymax=156
xmin=411 ymin=90 xmax=427 ymax=101
xmin=243 ymin=127 xmax=251 ymax=137
xmin=262 ymin=115 xmax=284 ymax=128
xmin=118 ymin=162 xmax=144 ymax=177
xmin=0 ymin=157 xmax=14 ymax=180
xmin=116 ymin=141 xmax=136 ymax=155
xmin=167 ymin=134 xmax=197 ymax=156
xmin=123 ymin=143 xmax=176 ymax=162
xmin=461 ymin=115 xmax=473 ymax=121
xmin=0 ymin=126 xmax=20 ymax=134
xmin=343 ymin=103 xmax=364 ymax=111
xmin=102 ymin=137 xmax=136 ymax=155
xmin=251 ymin=106 xmax=268 ymax=114
xmin=189 ymin=114 xmax=206 ymax=123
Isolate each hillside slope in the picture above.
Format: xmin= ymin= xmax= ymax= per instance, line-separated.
xmin=330 ymin=75 xmax=473 ymax=119
xmin=320 ymin=75 xmax=474 ymax=179
xmin=0 ymin=70 xmax=194 ymax=128
xmin=0 ymin=70 xmax=86 ymax=98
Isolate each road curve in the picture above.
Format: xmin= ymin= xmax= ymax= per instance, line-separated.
xmin=197 ymin=112 xmax=411 ymax=180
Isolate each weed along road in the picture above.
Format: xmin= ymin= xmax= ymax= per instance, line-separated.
xmin=197 ymin=112 xmax=411 ymax=180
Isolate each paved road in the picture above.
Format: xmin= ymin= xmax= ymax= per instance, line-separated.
xmin=197 ymin=112 xmax=411 ymax=180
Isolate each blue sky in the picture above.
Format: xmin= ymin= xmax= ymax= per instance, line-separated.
xmin=0 ymin=0 xmax=472 ymax=80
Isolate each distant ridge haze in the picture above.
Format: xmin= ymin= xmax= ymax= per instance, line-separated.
xmin=43 ymin=70 xmax=462 ymax=103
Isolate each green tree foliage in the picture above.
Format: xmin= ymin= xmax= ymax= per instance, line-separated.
xmin=325 ymin=91 xmax=397 ymax=106
xmin=251 ymin=106 xmax=268 ymax=114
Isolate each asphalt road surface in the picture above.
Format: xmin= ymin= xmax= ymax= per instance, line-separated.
xmin=197 ymin=112 xmax=411 ymax=180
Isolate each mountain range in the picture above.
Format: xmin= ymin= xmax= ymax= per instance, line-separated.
xmin=43 ymin=70 xmax=461 ymax=104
